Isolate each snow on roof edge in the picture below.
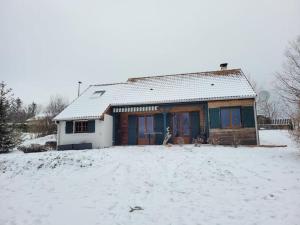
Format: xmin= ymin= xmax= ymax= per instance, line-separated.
xmin=53 ymin=85 xmax=95 ymax=121
xmin=54 ymin=95 xmax=256 ymax=121
xmin=53 ymin=115 xmax=102 ymax=121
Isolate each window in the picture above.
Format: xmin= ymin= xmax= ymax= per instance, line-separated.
xmin=91 ymin=90 xmax=105 ymax=98
xmin=75 ymin=121 xmax=88 ymax=133
xmin=138 ymin=116 xmax=154 ymax=138
xmin=138 ymin=117 xmax=145 ymax=138
xmin=220 ymin=107 xmax=241 ymax=128
xmin=172 ymin=112 xmax=190 ymax=137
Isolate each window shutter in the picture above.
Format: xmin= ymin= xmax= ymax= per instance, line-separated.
xmin=154 ymin=114 xmax=164 ymax=145
xmin=190 ymin=111 xmax=200 ymax=139
xmin=241 ymin=106 xmax=255 ymax=128
xmin=65 ymin=121 xmax=73 ymax=134
xmin=88 ymin=120 xmax=95 ymax=133
xmin=209 ymin=108 xmax=220 ymax=129
xmin=128 ymin=115 xmax=137 ymax=145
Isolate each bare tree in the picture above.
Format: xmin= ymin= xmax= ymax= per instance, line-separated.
xmin=276 ymin=36 xmax=300 ymax=104
xmin=246 ymin=73 xmax=260 ymax=94
xmin=30 ymin=95 xmax=68 ymax=136
xmin=276 ymin=35 xmax=300 ymax=143
xmin=246 ymin=74 xmax=279 ymax=120
xmin=257 ymin=90 xmax=279 ymax=119
xmin=43 ymin=95 xmax=68 ymax=135
xmin=45 ymin=95 xmax=69 ymax=119
xmin=25 ymin=102 xmax=38 ymax=119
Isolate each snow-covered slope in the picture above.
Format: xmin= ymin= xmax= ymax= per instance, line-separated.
xmin=21 ymin=134 xmax=56 ymax=147
xmin=259 ymin=129 xmax=293 ymax=146
xmin=0 ymin=131 xmax=299 ymax=225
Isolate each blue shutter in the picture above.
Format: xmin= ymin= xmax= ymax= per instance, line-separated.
xmin=154 ymin=114 xmax=164 ymax=145
xmin=242 ymin=106 xmax=255 ymax=127
xmin=209 ymin=108 xmax=220 ymax=129
xmin=65 ymin=121 xmax=73 ymax=134
xmin=191 ymin=111 xmax=200 ymax=139
xmin=128 ymin=115 xmax=137 ymax=145
xmin=204 ymin=103 xmax=209 ymax=134
xmin=88 ymin=120 xmax=95 ymax=133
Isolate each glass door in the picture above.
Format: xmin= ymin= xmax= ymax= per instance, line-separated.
xmin=138 ymin=116 xmax=155 ymax=145
xmin=172 ymin=112 xmax=191 ymax=144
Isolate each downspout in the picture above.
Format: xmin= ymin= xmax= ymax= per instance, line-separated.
xmin=253 ymin=100 xmax=260 ymax=145
xmin=112 ymin=113 xmax=116 ymax=146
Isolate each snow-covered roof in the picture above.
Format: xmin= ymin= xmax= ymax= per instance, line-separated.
xmin=54 ymin=69 xmax=256 ymax=121
xmin=26 ymin=113 xmax=47 ymax=122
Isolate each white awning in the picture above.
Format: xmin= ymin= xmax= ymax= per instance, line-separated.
xmin=113 ymin=106 xmax=158 ymax=113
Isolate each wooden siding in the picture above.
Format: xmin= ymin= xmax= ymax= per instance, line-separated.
xmin=209 ymin=128 xmax=257 ymax=145
xmin=208 ymin=99 xmax=255 ymax=108
xmin=119 ymin=113 xmax=129 ymax=145
xmin=199 ymin=107 xmax=206 ymax=132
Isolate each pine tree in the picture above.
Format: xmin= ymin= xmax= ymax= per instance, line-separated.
xmin=0 ymin=82 xmax=20 ymax=153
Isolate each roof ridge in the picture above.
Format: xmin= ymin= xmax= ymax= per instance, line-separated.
xmin=91 ymin=82 xmax=126 ymax=87
xmin=127 ymin=68 xmax=242 ymax=81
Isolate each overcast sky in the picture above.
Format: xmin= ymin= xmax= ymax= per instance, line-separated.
xmin=1 ymin=0 xmax=300 ymax=106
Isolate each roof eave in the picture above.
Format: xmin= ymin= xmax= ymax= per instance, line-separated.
xmin=111 ymin=95 xmax=256 ymax=106
xmin=53 ymin=115 xmax=102 ymax=121
xmin=53 ymin=95 xmax=256 ymax=121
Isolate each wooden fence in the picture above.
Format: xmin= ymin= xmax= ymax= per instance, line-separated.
xmin=258 ymin=118 xmax=293 ymax=130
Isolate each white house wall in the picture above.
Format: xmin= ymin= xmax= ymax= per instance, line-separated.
xmin=57 ymin=114 xmax=113 ymax=149
xmin=100 ymin=114 xmax=113 ymax=147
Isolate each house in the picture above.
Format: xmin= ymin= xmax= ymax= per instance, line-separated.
xmin=54 ymin=65 xmax=259 ymax=150
xmin=26 ymin=113 xmax=48 ymax=125
xmin=26 ymin=113 xmax=50 ymax=135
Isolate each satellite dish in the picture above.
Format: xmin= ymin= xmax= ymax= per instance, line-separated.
xmin=258 ymin=90 xmax=270 ymax=101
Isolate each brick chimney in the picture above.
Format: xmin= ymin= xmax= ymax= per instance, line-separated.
xmin=220 ymin=63 xmax=228 ymax=70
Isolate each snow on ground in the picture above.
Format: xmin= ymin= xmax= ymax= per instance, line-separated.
xmin=0 ymin=130 xmax=300 ymax=225
xmin=21 ymin=134 xmax=56 ymax=147
xmin=259 ymin=129 xmax=294 ymax=146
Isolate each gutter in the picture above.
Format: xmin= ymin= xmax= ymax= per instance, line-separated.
xmin=253 ymin=100 xmax=260 ymax=145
